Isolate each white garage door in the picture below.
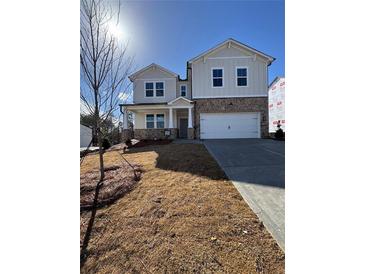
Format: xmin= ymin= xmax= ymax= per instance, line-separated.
xmin=200 ymin=112 xmax=260 ymax=139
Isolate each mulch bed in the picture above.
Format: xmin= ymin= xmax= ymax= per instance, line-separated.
xmin=80 ymin=161 xmax=142 ymax=211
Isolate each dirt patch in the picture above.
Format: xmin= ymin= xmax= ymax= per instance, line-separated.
xmin=80 ymin=162 xmax=142 ymax=211
xmin=80 ymin=144 xmax=284 ymax=273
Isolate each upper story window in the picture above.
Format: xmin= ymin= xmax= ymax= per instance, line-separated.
xmin=144 ymin=81 xmax=164 ymax=97
xmin=180 ymin=85 xmax=187 ymax=97
xmin=212 ymin=68 xmax=223 ymax=87
xmin=146 ymin=114 xmax=154 ymax=128
xmin=236 ymin=67 xmax=248 ymax=87
xmin=155 ymin=82 xmax=164 ymax=97
xmin=145 ymin=82 xmax=154 ymax=97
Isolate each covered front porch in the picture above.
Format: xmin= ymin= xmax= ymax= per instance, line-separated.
xmin=122 ymin=97 xmax=194 ymax=140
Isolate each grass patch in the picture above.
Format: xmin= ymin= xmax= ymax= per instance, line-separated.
xmin=80 ymin=144 xmax=284 ymax=273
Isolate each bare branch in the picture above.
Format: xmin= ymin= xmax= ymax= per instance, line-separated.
xmin=80 ymin=0 xmax=133 ymax=180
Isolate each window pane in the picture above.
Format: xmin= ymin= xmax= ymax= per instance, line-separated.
xmin=181 ymin=85 xmax=186 ymax=96
xmin=156 ymin=82 xmax=164 ymax=89
xmin=146 ymin=114 xmax=154 ymax=121
xmin=237 ymin=68 xmax=247 ymax=77
xmin=237 ymin=77 xmax=247 ymax=86
xmin=156 ymin=89 xmax=164 ymax=97
xmin=213 ymin=78 xmax=223 ymax=87
xmin=156 ymin=114 xmax=164 ymax=122
xmin=146 ymin=114 xmax=154 ymax=128
xmin=213 ymin=69 xmax=222 ymax=77
xmin=145 ymin=82 xmax=154 ymax=97
xmin=145 ymin=82 xmax=153 ymax=89
xmin=156 ymin=114 xmax=164 ymax=128
xmin=146 ymin=89 xmax=153 ymax=97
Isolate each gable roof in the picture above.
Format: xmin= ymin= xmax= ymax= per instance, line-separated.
xmin=188 ymin=38 xmax=275 ymax=65
xmin=129 ymin=63 xmax=178 ymax=81
xmin=168 ymin=96 xmax=193 ymax=105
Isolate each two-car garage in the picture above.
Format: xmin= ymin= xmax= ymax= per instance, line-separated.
xmin=200 ymin=112 xmax=261 ymax=139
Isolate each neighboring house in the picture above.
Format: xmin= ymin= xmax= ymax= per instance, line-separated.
xmin=268 ymin=77 xmax=285 ymax=133
xmin=80 ymin=124 xmax=93 ymax=147
xmin=121 ymin=38 xmax=275 ymax=140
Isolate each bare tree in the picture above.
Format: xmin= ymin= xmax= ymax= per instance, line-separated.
xmin=80 ymin=0 xmax=133 ymax=180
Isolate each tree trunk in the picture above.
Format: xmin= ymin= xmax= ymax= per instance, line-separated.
xmin=97 ymin=128 xmax=105 ymax=181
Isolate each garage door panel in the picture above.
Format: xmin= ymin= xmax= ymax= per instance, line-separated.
xmin=200 ymin=112 xmax=260 ymax=139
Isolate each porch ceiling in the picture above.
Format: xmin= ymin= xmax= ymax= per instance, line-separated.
xmin=123 ymin=103 xmax=193 ymax=112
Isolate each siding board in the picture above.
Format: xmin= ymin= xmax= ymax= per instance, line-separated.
xmin=192 ymin=47 xmax=268 ymax=98
xmin=133 ymin=67 xmax=177 ymax=104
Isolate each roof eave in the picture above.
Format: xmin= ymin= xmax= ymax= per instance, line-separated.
xmin=128 ymin=63 xmax=178 ymax=81
xmin=188 ymin=38 xmax=275 ymax=64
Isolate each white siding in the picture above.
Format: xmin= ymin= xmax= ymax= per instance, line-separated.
xmin=191 ymin=47 xmax=268 ymax=98
xmin=133 ymin=68 xmax=177 ymax=104
xmin=268 ymin=77 xmax=285 ymax=132
xmin=176 ymin=81 xmax=191 ymax=99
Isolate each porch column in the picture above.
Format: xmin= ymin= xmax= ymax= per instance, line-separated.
xmin=188 ymin=107 xmax=193 ymax=128
xmin=123 ymin=107 xmax=128 ymax=129
xmin=169 ymin=107 xmax=173 ymax=128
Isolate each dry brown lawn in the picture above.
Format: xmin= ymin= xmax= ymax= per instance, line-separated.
xmin=80 ymin=143 xmax=284 ymax=273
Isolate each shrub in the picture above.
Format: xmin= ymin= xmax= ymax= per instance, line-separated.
xmin=102 ymin=138 xmax=111 ymax=149
xmin=275 ymin=128 xmax=285 ymax=139
xmin=274 ymin=122 xmax=285 ymax=140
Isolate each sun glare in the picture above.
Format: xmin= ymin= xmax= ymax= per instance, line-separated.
xmin=107 ymin=21 xmax=125 ymax=41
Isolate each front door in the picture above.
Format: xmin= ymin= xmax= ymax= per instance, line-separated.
xmin=179 ymin=118 xmax=188 ymax=138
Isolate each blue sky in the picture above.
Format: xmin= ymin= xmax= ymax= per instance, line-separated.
xmin=119 ymin=0 xmax=284 ymax=83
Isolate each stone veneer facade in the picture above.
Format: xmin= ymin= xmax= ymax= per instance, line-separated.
xmin=134 ymin=128 xmax=177 ymax=140
xmin=187 ymin=128 xmax=194 ymax=140
xmin=121 ymin=129 xmax=134 ymax=142
xmin=193 ymin=97 xmax=269 ymax=139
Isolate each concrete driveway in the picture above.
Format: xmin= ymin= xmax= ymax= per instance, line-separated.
xmin=204 ymin=139 xmax=285 ymax=250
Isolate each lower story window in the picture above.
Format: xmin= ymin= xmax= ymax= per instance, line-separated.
xmin=146 ymin=114 xmax=154 ymax=128
xmin=156 ymin=114 xmax=165 ymax=128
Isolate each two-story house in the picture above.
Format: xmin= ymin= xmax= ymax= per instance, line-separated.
xmin=121 ymin=38 xmax=275 ymax=140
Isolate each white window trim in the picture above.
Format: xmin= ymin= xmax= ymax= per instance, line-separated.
xmin=211 ymin=67 xmax=224 ymax=88
xmin=235 ymin=66 xmax=248 ymax=88
xmin=156 ymin=113 xmax=165 ymax=128
xmin=144 ymin=80 xmax=166 ymax=98
xmin=155 ymin=81 xmax=165 ymax=98
xmin=144 ymin=82 xmax=154 ymax=98
xmin=180 ymin=84 xmax=187 ymax=97
xmin=145 ymin=113 xmax=165 ymax=129
xmin=145 ymin=114 xmax=155 ymax=129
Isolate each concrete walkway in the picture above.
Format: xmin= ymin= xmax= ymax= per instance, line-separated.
xmin=204 ymin=139 xmax=285 ymax=250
